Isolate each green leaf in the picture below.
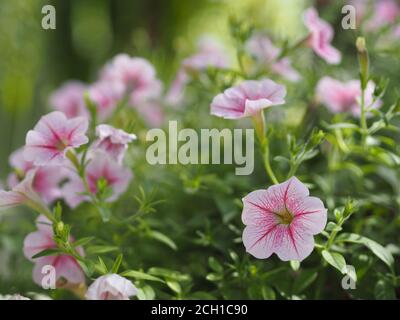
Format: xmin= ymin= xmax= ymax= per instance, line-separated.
xmin=77 ymin=260 xmax=95 ymax=277
xmin=206 ymin=273 xmax=223 ymax=282
xmin=111 ymin=254 xmax=123 ymax=274
xmin=208 ymin=257 xmax=223 ymax=273
xmin=374 ymin=279 xmax=396 ymax=300
xmin=31 ymin=248 xmax=63 ymax=259
xmin=86 ymin=245 xmax=119 ymax=255
xmin=166 ymin=280 xmax=181 ymax=294
xmin=137 ymin=285 xmax=156 ymax=300
xmin=121 ymin=270 xmax=165 ymax=283
xmin=325 ymin=222 xmax=342 ymax=232
xmin=96 ymin=206 xmax=112 ymax=222
xmin=72 ymin=236 xmax=95 ymax=248
xmin=322 ymin=250 xmax=347 ymax=274
xmin=261 ymin=286 xmax=276 ymax=300
xmin=95 ymin=256 xmax=108 ymax=274
xmin=336 ymin=233 xmax=394 ymax=269
xmin=149 ymin=231 xmax=177 ymax=251
xmin=147 ymin=267 xmax=191 ymax=282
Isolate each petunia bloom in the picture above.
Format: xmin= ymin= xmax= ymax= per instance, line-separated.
xmin=0 ymin=170 xmax=44 ymax=212
xmin=182 ymin=36 xmax=230 ymax=73
xmin=85 ymin=274 xmax=138 ymax=300
xmin=88 ymin=81 xmax=124 ymax=121
xmin=24 ymin=111 xmax=89 ymax=166
xmin=166 ymin=36 xmax=230 ymax=106
xmin=303 ymin=7 xmax=341 ymax=64
xmin=49 ymin=81 xmax=88 ymax=119
xmin=62 ymin=153 xmax=132 ymax=208
xmin=316 ymin=77 xmax=380 ymax=117
xmin=8 ymin=148 xmax=66 ymax=204
xmin=210 ymin=79 xmax=286 ymax=119
xmin=92 ymin=125 xmax=136 ymax=164
xmin=245 ymin=34 xmax=300 ymax=82
xmin=23 ymin=215 xmax=85 ymax=286
xmin=367 ymin=0 xmax=400 ymax=30
xmin=242 ymin=177 xmax=327 ymax=261
xmin=100 ymin=54 xmax=162 ymax=107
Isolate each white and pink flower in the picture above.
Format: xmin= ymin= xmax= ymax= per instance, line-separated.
xmin=210 ymin=79 xmax=286 ymax=119
xmin=303 ymin=7 xmax=341 ymax=65
xmin=0 ymin=170 xmax=44 ymax=212
xmin=24 ymin=111 xmax=89 ymax=166
xmin=316 ymin=77 xmax=380 ymax=117
xmin=62 ymin=153 xmax=132 ymax=208
xmin=49 ymin=81 xmax=88 ymax=119
xmin=92 ymin=125 xmax=136 ymax=164
xmin=7 ymin=148 xmax=66 ymax=204
xmin=88 ymin=81 xmax=124 ymax=121
xmin=245 ymin=34 xmax=300 ymax=82
xmin=85 ymin=274 xmax=138 ymax=300
xmin=166 ymin=36 xmax=230 ymax=106
xmin=242 ymin=177 xmax=327 ymax=261
xmin=23 ymin=215 xmax=85 ymax=286
xmin=100 ymin=54 xmax=162 ymax=107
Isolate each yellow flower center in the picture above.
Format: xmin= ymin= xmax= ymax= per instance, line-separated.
xmin=276 ymin=207 xmax=294 ymax=225
xmin=56 ymin=139 xmax=68 ymax=151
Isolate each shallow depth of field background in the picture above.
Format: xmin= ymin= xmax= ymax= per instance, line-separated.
xmin=0 ymin=0 xmax=306 ymax=171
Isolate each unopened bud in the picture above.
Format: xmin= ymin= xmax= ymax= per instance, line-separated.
xmin=356 ymin=37 xmax=369 ymax=89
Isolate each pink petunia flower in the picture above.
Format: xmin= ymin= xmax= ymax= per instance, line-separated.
xmin=7 ymin=148 xmax=66 ymax=204
xmin=316 ymin=76 xmax=380 ymax=117
xmin=0 ymin=170 xmax=44 ymax=212
xmin=85 ymin=274 xmax=138 ymax=300
xmin=49 ymin=81 xmax=88 ymax=119
xmin=88 ymin=81 xmax=125 ymax=121
xmin=23 ymin=215 xmax=85 ymax=286
xmin=303 ymin=7 xmax=341 ymax=65
xmin=24 ymin=111 xmax=89 ymax=166
xmin=210 ymin=79 xmax=286 ymax=119
xmin=182 ymin=36 xmax=230 ymax=73
xmin=242 ymin=177 xmax=327 ymax=261
xmin=166 ymin=36 xmax=230 ymax=106
xmin=62 ymin=153 xmax=132 ymax=208
xmin=367 ymin=0 xmax=400 ymax=30
xmin=245 ymin=34 xmax=301 ymax=82
xmin=100 ymin=54 xmax=162 ymax=107
xmin=92 ymin=125 xmax=136 ymax=164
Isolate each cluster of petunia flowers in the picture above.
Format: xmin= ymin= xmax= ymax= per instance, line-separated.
xmin=0 ymin=54 xmax=147 ymax=298
xmin=0 ymin=5 xmax=392 ymax=299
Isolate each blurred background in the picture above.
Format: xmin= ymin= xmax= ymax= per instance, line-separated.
xmin=0 ymin=0 xmax=308 ymax=178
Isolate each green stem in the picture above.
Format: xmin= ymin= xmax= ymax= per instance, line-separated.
xmin=287 ymin=162 xmax=299 ymax=180
xmin=360 ymin=87 xmax=368 ymax=146
xmin=252 ymin=112 xmax=279 ymax=185
xmin=262 ymin=139 xmax=279 ymax=185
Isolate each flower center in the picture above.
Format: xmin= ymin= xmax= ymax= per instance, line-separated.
xmin=277 ymin=207 xmax=294 ymax=225
xmin=55 ymin=138 xmax=69 ymax=151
